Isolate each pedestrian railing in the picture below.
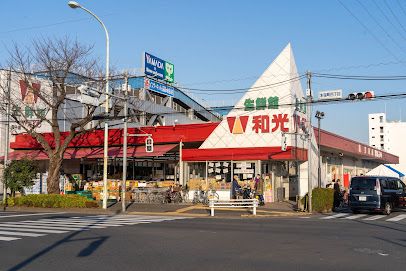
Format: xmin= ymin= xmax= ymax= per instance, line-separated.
xmin=208 ymin=198 xmax=259 ymax=217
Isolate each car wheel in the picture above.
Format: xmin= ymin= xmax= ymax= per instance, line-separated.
xmin=351 ymin=209 xmax=360 ymax=214
xmin=383 ymin=202 xmax=392 ymax=215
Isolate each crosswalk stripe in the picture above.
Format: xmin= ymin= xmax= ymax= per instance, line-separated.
xmin=0 ymin=236 xmax=21 ymax=241
xmin=363 ymin=215 xmax=387 ymax=221
xmin=343 ymin=214 xmax=367 ymax=220
xmin=0 ymin=227 xmax=68 ymax=234
xmin=58 ymin=218 xmax=176 ymax=224
xmin=2 ymin=221 xmax=106 ymax=229
xmin=320 ymin=213 xmax=349 ymax=219
xmin=386 ymin=214 xmax=406 ymax=222
xmin=0 ymin=230 xmax=44 ymax=237
xmin=0 ymin=212 xmax=66 ymax=219
xmin=0 ymin=215 xmax=189 ymax=242
xmin=37 ymin=219 xmax=124 ymax=227
xmin=0 ymin=223 xmax=91 ymax=231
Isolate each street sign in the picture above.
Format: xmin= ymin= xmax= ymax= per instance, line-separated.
xmin=144 ymin=52 xmax=175 ymax=83
xmin=318 ymin=89 xmax=342 ymax=101
xmin=144 ymin=78 xmax=174 ymax=97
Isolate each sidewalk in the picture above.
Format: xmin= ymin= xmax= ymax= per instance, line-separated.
xmin=2 ymin=200 xmax=306 ymax=218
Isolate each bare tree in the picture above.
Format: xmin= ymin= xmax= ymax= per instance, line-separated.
xmin=0 ymin=37 xmax=105 ymax=194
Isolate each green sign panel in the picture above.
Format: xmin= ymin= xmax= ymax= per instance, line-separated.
xmin=165 ymin=61 xmax=174 ymax=83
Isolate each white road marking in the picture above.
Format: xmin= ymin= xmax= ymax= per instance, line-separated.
xmin=37 ymin=219 xmax=124 ymax=227
xmin=0 ymin=236 xmax=20 ymax=241
xmin=320 ymin=213 xmax=349 ymax=219
xmin=0 ymin=223 xmax=90 ymax=231
xmin=0 ymin=230 xmax=44 ymax=237
xmin=343 ymin=214 xmax=367 ymax=220
xmin=363 ymin=215 xmax=386 ymax=221
xmin=0 ymin=227 xmax=68 ymax=234
xmin=0 ymin=212 xmax=66 ymax=219
xmin=0 ymin=214 xmax=189 ymax=242
xmin=2 ymin=221 xmax=106 ymax=229
xmin=386 ymin=214 xmax=406 ymax=222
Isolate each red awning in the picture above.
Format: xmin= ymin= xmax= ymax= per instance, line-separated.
xmin=4 ymin=144 xmax=177 ymax=160
xmin=182 ymin=147 xmax=308 ymax=161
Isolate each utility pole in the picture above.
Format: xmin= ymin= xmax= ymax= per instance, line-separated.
xmin=2 ymin=69 xmax=11 ymax=208
xmin=306 ymin=71 xmax=313 ymax=213
xmin=121 ymin=73 xmax=128 ymax=213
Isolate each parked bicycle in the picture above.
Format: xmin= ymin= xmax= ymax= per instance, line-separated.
xmin=193 ymin=189 xmax=219 ymax=205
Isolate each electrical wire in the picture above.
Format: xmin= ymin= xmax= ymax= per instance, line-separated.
xmin=356 ymin=0 xmax=406 ymax=54
xmin=338 ymin=0 xmax=401 ymax=61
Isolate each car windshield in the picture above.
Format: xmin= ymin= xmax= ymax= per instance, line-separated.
xmin=350 ymin=178 xmax=376 ymax=190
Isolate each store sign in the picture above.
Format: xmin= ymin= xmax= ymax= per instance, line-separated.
xmin=244 ymin=96 xmax=279 ymax=111
xmin=144 ymin=52 xmax=175 ymax=83
xmin=227 ymin=114 xmax=289 ymax=134
xmin=144 ymin=78 xmax=174 ymax=97
xmin=318 ymin=89 xmax=342 ymax=101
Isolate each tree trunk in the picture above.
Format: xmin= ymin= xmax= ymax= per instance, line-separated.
xmin=47 ymin=155 xmax=63 ymax=194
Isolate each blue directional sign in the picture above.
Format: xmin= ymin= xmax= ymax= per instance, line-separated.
xmin=144 ymin=78 xmax=174 ymax=97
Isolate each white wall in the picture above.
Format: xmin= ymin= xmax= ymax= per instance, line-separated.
xmin=368 ymin=113 xmax=406 ymax=174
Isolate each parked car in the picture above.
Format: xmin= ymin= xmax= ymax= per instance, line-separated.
xmin=349 ymin=176 xmax=406 ymax=215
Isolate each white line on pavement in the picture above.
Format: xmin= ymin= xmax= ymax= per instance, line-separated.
xmin=0 ymin=223 xmax=89 ymax=231
xmin=343 ymin=214 xmax=367 ymax=220
xmin=2 ymin=221 xmax=106 ymax=229
xmin=0 ymin=230 xmax=44 ymax=237
xmin=386 ymin=214 xmax=406 ymax=222
xmin=0 ymin=227 xmax=68 ymax=234
xmin=0 ymin=212 xmax=66 ymax=219
xmin=37 ymin=219 xmax=124 ymax=227
xmin=0 ymin=236 xmax=21 ymax=241
xmin=320 ymin=213 xmax=349 ymax=219
xmin=363 ymin=215 xmax=387 ymax=221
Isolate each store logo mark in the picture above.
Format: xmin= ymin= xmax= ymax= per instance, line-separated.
xmin=227 ymin=116 xmax=249 ymax=134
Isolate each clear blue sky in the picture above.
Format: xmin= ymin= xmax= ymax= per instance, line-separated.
xmin=1 ymin=0 xmax=406 ymax=144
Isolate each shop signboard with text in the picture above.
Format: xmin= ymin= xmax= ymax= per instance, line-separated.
xmin=144 ymin=77 xmax=174 ymax=97
xmin=144 ymin=52 xmax=175 ymax=83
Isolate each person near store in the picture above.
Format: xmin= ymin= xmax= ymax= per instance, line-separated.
xmin=333 ymin=179 xmax=342 ymax=211
xmin=254 ymin=174 xmax=265 ymax=206
xmin=231 ymin=175 xmax=242 ymax=199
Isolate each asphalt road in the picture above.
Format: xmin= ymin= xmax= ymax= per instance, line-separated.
xmin=0 ymin=211 xmax=405 ymax=271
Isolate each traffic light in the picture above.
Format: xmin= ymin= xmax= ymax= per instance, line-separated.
xmin=145 ymin=137 xmax=154 ymax=153
xmin=347 ymin=91 xmax=375 ymax=100
xmin=281 ymin=133 xmax=287 ymax=151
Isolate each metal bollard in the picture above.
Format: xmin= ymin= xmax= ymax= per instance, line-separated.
xmin=210 ymin=200 xmax=214 ymax=216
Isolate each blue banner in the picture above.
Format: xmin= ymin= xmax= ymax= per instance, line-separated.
xmin=144 ymin=78 xmax=174 ymax=97
xmin=144 ymin=52 xmax=165 ymax=80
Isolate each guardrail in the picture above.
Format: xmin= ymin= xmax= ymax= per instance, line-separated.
xmin=208 ymin=198 xmax=259 ymax=216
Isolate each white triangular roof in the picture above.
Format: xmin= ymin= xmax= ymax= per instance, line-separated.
xmin=366 ymin=164 xmax=402 ymax=178
xmin=200 ymin=43 xmax=308 ymax=149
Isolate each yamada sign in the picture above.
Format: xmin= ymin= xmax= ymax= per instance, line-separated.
xmin=144 ymin=52 xmax=174 ymax=83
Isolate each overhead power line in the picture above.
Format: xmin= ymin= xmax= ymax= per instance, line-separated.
xmin=338 ymin=0 xmax=401 ymax=61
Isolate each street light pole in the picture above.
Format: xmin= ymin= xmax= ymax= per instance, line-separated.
xmin=315 ymin=111 xmax=325 ymax=188
xmin=68 ymin=1 xmax=110 ymax=209
xmin=122 ymin=74 xmax=128 ymax=213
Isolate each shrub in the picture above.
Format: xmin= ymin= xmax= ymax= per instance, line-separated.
xmin=311 ymin=188 xmax=334 ymax=212
xmin=3 ymin=159 xmax=37 ymax=197
xmin=12 ymin=194 xmax=98 ymax=208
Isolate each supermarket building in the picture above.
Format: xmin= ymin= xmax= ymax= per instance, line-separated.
xmin=6 ymin=44 xmax=399 ymax=201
